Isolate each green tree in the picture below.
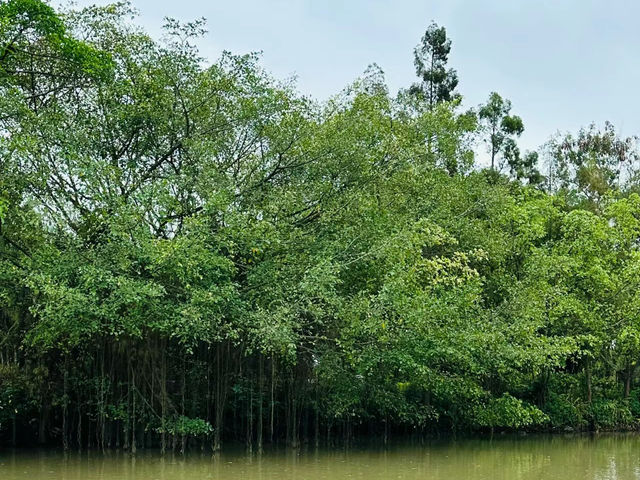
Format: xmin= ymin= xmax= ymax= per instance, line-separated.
xmin=4 ymin=1 xmax=640 ymax=450
xmin=545 ymin=122 xmax=639 ymax=206
xmin=478 ymin=92 xmax=524 ymax=172
xmin=409 ymin=22 xmax=459 ymax=110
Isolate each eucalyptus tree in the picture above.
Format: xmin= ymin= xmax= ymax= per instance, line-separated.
xmin=478 ymin=92 xmax=524 ymax=172
xmin=545 ymin=122 xmax=639 ymax=206
xmin=409 ymin=22 xmax=459 ymax=110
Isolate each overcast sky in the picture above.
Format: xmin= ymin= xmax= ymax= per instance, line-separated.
xmin=62 ymin=0 xmax=640 ymax=154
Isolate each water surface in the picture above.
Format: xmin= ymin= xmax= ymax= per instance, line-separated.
xmin=1 ymin=434 xmax=639 ymax=480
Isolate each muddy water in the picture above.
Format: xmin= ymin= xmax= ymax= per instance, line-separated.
xmin=1 ymin=434 xmax=639 ymax=480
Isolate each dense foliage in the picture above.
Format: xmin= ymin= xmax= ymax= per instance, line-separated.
xmin=2 ymin=1 xmax=640 ymax=451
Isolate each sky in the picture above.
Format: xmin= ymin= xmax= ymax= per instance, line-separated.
xmin=61 ymin=0 xmax=640 ymax=154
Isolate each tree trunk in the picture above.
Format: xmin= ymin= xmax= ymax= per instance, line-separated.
xmin=62 ymin=356 xmax=68 ymax=451
xmin=314 ymin=371 xmax=320 ymax=448
xmin=213 ymin=342 xmax=226 ymax=452
xmin=270 ymin=356 xmax=275 ymax=444
xmin=246 ymin=368 xmax=253 ymax=453
xmin=257 ymin=355 xmax=263 ymax=453
xmin=131 ymin=363 xmax=136 ymax=454
xmin=161 ymin=340 xmax=167 ymax=454
xmin=625 ymin=361 xmax=633 ymax=399
xmin=586 ymin=361 xmax=592 ymax=404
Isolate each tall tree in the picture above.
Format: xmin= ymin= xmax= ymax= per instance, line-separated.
xmin=410 ymin=22 xmax=459 ymax=110
xmin=478 ymin=92 xmax=524 ymax=171
xmin=545 ymin=122 xmax=639 ymax=205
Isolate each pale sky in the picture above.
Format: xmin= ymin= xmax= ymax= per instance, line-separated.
xmin=62 ymin=0 xmax=640 ymax=154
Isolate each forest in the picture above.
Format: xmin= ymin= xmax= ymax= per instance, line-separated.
xmin=3 ymin=0 xmax=640 ymax=452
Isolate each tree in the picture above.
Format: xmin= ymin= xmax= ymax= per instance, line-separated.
xmin=409 ymin=22 xmax=459 ymax=110
xmin=478 ymin=92 xmax=524 ymax=172
xmin=545 ymin=122 xmax=639 ymax=206
xmin=5 ymin=2 xmax=640 ymax=450
xmin=505 ymin=146 xmax=545 ymax=186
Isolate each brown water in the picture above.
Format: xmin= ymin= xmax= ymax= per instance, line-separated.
xmin=1 ymin=434 xmax=640 ymax=480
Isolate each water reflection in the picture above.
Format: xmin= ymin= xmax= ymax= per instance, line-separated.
xmin=1 ymin=434 xmax=639 ymax=480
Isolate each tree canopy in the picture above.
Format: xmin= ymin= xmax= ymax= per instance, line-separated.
xmin=3 ymin=1 xmax=640 ymax=451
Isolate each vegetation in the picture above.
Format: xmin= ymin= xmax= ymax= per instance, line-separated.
xmin=2 ymin=1 xmax=640 ymax=452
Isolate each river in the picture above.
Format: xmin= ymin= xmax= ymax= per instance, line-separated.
xmin=1 ymin=434 xmax=639 ymax=479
